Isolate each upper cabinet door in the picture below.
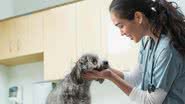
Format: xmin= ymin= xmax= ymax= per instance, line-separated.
xmin=0 ymin=19 xmax=17 ymax=59
xmin=0 ymin=21 xmax=12 ymax=59
xmin=15 ymin=16 xmax=29 ymax=56
xmin=0 ymin=13 xmax=44 ymax=66
xmin=15 ymin=13 xmax=43 ymax=57
xmin=27 ymin=12 xmax=44 ymax=54
xmin=43 ymin=3 xmax=77 ymax=80
xmin=76 ymin=0 xmax=104 ymax=57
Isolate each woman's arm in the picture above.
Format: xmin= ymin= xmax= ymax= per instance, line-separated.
xmin=108 ymin=71 xmax=167 ymax=104
xmin=83 ymin=69 xmax=133 ymax=95
xmin=108 ymin=70 xmax=133 ymax=95
xmin=83 ymin=64 xmax=143 ymax=95
xmin=124 ymin=64 xmax=143 ymax=87
xmin=111 ymin=64 xmax=143 ymax=87
xmin=110 ymin=68 xmax=125 ymax=78
xmin=82 ymin=69 xmax=167 ymax=104
xmin=129 ymin=88 xmax=167 ymax=104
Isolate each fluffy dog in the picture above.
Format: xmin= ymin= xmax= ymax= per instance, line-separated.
xmin=46 ymin=54 xmax=109 ymax=104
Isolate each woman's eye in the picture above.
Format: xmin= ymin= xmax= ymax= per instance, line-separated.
xmin=119 ymin=25 xmax=124 ymax=29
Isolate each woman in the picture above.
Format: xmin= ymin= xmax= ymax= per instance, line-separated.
xmin=82 ymin=0 xmax=185 ymax=104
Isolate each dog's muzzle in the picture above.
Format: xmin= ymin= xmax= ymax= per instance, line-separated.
xmin=94 ymin=60 xmax=110 ymax=84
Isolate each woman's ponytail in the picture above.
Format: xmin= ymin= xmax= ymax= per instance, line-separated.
xmin=152 ymin=0 xmax=185 ymax=57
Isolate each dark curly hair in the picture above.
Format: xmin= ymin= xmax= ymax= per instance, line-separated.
xmin=109 ymin=0 xmax=185 ymax=57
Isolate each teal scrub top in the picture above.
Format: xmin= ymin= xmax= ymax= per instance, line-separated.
xmin=138 ymin=34 xmax=185 ymax=104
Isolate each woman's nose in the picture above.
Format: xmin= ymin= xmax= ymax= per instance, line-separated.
xmin=120 ymin=30 xmax=126 ymax=36
xmin=121 ymin=33 xmax=125 ymax=36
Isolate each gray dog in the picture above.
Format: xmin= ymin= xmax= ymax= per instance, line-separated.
xmin=46 ymin=54 xmax=109 ymax=104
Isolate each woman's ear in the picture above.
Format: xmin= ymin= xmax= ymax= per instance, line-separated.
xmin=134 ymin=11 xmax=143 ymax=24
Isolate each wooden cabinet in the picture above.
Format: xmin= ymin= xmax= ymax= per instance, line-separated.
xmin=0 ymin=21 xmax=11 ymax=59
xmin=14 ymin=16 xmax=29 ymax=56
xmin=76 ymin=0 xmax=105 ymax=57
xmin=15 ymin=13 xmax=44 ymax=57
xmin=0 ymin=13 xmax=44 ymax=65
xmin=43 ymin=0 xmax=108 ymax=80
xmin=43 ymin=3 xmax=77 ymax=80
xmin=27 ymin=12 xmax=44 ymax=54
xmin=0 ymin=19 xmax=17 ymax=59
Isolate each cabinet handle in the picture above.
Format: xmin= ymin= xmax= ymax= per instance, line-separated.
xmin=17 ymin=39 xmax=20 ymax=51
xmin=9 ymin=40 xmax=12 ymax=53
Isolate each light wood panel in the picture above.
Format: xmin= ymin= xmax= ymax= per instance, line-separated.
xmin=76 ymin=0 xmax=103 ymax=58
xmin=0 ymin=22 xmax=9 ymax=59
xmin=0 ymin=11 xmax=44 ymax=65
xmin=43 ymin=3 xmax=77 ymax=80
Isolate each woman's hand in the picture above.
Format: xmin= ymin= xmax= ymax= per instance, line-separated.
xmin=82 ymin=69 xmax=113 ymax=80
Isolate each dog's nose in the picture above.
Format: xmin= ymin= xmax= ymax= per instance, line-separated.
xmin=103 ymin=61 xmax=108 ymax=65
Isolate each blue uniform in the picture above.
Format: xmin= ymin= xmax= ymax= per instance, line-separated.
xmin=138 ymin=34 xmax=185 ymax=104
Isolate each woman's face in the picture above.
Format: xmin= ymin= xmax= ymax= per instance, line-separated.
xmin=111 ymin=12 xmax=147 ymax=43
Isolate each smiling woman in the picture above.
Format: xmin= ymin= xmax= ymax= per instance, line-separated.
xmin=82 ymin=0 xmax=185 ymax=104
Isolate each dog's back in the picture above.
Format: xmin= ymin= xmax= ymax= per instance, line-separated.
xmin=46 ymin=79 xmax=65 ymax=104
xmin=46 ymin=74 xmax=91 ymax=104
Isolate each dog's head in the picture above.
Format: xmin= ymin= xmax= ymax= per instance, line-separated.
xmin=71 ymin=53 xmax=109 ymax=84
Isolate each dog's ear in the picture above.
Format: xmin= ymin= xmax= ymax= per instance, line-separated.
xmin=70 ymin=64 xmax=84 ymax=84
xmin=76 ymin=65 xmax=84 ymax=84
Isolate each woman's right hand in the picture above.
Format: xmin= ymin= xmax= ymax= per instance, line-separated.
xmin=109 ymin=68 xmax=125 ymax=79
xmin=82 ymin=69 xmax=114 ymax=81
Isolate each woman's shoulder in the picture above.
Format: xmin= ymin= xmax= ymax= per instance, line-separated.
xmin=158 ymin=35 xmax=177 ymax=55
xmin=157 ymin=35 xmax=185 ymax=74
xmin=157 ymin=34 xmax=184 ymax=64
xmin=158 ymin=34 xmax=170 ymax=48
xmin=157 ymin=35 xmax=175 ymax=56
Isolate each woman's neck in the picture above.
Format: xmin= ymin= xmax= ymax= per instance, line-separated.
xmin=143 ymin=17 xmax=161 ymax=42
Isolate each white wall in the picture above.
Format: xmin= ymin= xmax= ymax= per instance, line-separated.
xmin=12 ymin=0 xmax=77 ymax=17
xmin=0 ymin=0 xmax=77 ymax=20
xmin=0 ymin=0 xmax=13 ymax=20
xmin=0 ymin=65 xmax=9 ymax=104
xmin=91 ymin=80 xmax=130 ymax=104
xmin=7 ymin=61 xmax=43 ymax=104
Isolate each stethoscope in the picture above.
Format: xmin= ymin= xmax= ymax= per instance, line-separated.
xmin=142 ymin=35 xmax=161 ymax=93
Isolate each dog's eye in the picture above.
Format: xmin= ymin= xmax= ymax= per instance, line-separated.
xmin=92 ymin=58 xmax=97 ymax=65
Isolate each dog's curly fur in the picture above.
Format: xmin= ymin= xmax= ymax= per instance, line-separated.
xmin=46 ymin=54 xmax=109 ymax=104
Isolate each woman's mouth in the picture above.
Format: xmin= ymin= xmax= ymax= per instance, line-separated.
xmin=126 ymin=35 xmax=133 ymax=40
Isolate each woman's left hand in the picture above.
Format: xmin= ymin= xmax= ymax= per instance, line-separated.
xmin=82 ymin=69 xmax=113 ymax=80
